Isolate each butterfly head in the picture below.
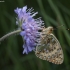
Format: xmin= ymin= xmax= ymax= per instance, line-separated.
xmin=43 ymin=26 xmax=54 ymax=34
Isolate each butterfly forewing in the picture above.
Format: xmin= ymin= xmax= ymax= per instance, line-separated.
xmin=35 ymin=27 xmax=64 ymax=64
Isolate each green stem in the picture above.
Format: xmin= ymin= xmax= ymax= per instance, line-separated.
xmin=0 ymin=29 xmax=21 ymax=42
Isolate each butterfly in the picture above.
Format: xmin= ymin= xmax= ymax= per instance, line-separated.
xmin=35 ymin=26 xmax=64 ymax=64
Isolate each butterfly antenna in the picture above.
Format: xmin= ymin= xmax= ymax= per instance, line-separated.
xmin=56 ymin=24 xmax=64 ymax=29
xmin=54 ymin=24 xmax=70 ymax=30
xmin=53 ymin=24 xmax=64 ymax=30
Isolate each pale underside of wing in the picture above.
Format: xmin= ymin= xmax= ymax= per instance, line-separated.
xmin=35 ymin=34 xmax=64 ymax=64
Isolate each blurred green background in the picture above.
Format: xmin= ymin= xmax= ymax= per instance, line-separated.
xmin=0 ymin=0 xmax=70 ymax=70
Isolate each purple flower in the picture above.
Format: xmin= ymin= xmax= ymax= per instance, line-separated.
xmin=14 ymin=6 xmax=44 ymax=54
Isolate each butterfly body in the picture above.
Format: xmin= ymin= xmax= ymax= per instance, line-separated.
xmin=35 ymin=26 xmax=64 ymax=64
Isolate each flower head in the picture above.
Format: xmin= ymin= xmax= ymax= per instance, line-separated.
xmin=14 ymin=6 xmax=44 ymax=54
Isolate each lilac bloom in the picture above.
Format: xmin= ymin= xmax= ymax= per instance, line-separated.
xmin=14 ymin=6 xmax=44 ymax=54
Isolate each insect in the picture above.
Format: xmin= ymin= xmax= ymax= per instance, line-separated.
xmin=35 ymin=26 xmax=64 ymax=64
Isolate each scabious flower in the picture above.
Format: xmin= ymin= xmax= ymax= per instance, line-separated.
xmin=14 ymin=6 xmax=44 ymax=54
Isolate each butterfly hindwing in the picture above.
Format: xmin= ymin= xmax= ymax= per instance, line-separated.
xmin=35 ymin=33 xmax=64 ymax=64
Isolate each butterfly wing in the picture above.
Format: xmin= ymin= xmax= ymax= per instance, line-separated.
xmin=35 ymin=34 xmax=64 ymax=64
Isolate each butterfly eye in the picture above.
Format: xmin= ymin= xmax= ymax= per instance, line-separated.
xmin=50 ymin=28 xmax=53 ymax=32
